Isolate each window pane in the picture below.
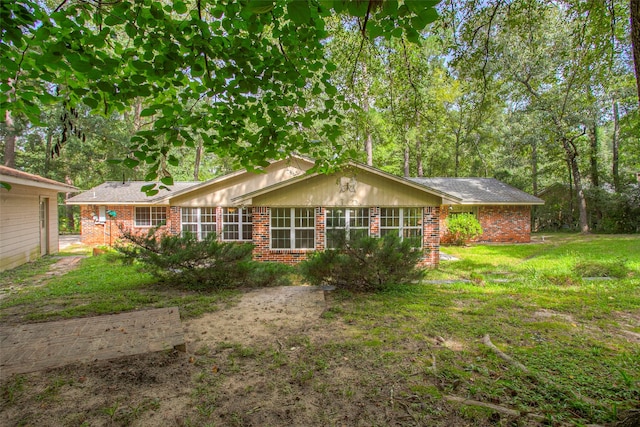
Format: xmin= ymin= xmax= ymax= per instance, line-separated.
xmin=327 ymin=209 xmax=346 ymax=228
xmin=201 ymin=207 xmax=216 ymax=223
xmin=182 ymin=224 xmax=198 ymax=236
xmin=403 ymin=208 xmax=421 ymax=227
xmin=295 ymin=208 xmax=314 ymax=228
xmin=181 ymin=207 xmax=197 ymax=223
xmin=223 ymin=207 xmax=238 ymax=223
xmin=201 ymin=223 xmax=216 ymax=240
xmin=380 ymin=208 xmax=400 ymax=227
xmin=223 ymin=224 xmax=239 ymax=240
xmin=135 ymin=207 xmax=150 ymax=226
xmin=295 ymin=229 xmax=314 ymax=249
xmin=271 ymin=208 xmax=290 ymax=228
xmin=350 ymin=208 xmax=369 ymax=228
xmin=271 ymin=229 xmax=291 ymax=249
xmin=242 ymin=224 xmax=253 ymax=241
xmin=150 ymin=207 xmax=166 ymax=226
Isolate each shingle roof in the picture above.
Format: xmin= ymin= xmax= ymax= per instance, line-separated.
xmin=0 ymin=165 xmax=77 ymax=192
xmin=408 ymin=178 xmax=544 ymax=205
xmin=66 ymin=181 xmax=199 ymax=204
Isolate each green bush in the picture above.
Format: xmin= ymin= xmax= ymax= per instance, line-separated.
xmin=299 ymin=234 xmax=424 ymax=292
xmin=115 ymin=228 xmax=255 ymax=288
xmin=446 ymin=213 xmax=483 ymax=245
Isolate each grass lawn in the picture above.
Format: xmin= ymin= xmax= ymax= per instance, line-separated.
xmin=0 ymin=233 xmax=638 ymax=426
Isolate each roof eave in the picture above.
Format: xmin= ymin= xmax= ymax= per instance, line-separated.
xmin=1 ymin=175 xmax=77 ymax=192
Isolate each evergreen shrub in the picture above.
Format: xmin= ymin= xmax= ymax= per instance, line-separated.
xmin=299 ymin=234 xmax=424 ymax=292
xmin=115 ymin=228 xmax=288 ymax=288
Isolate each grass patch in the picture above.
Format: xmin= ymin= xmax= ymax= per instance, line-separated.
xmin=0 ymin=253 xmax=239 ymax=323
xmin=1 ymin=233 xmax=638 ymax=426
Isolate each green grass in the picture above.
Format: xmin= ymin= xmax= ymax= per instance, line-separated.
xmin=326 ymin=233 xmax=640 ymax=424
xmin=0 ymin=252 xmax=239 ymax=322
xmin=1 ymin=233 xmax=638 ymax=425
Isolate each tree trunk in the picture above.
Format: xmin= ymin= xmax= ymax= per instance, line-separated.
xmin=362 ymin=63 xmax=373 ymax=166
xmin=531 ymin=139 xmax=538 ymax=195
xmin=365 ymin=132 xmax=373 ymax=166
xmin=416 ymin=119 xmax=423 ymax=178
xmin=562 ymin=137 xmax=589 ymax=233
xmin=612 ymin=98 xmax=621 ymax=192
xmin=454 ymin=134 xmax=461 ymax=178
xmin=403 ymin=145 xmax=410 ymax=178
xmin=632 ymin=0 xmax=640 ymax=107
xmin=194 ymin=139 xmax=203 ymax=181
xmin=589 ymin=123 xmax=599 ymax=188
xmin=65 ymin=175 xmax=75 ymax=231
xmin=44 ymin=130 xmax=53 ymax=174
xmin=3 ymin=109 xmax=16 ymax=168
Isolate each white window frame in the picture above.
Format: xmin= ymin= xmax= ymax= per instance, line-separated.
xmin=270 ymin=207 xmax=315 ymax=250
xmin=222 ymin=207 xmax=252 ymax=241
xmin=134 ymin=206 xmax=167 ymax=227
xmin=180 ymin=207 xmax=216 ymax=240
xmin=94 ymin=206 xmax=106 ymax=223
xmin=379 ymin=207 xmax=422 ymax=248
xmin=326 ymin=207 xmax=370 ymax=248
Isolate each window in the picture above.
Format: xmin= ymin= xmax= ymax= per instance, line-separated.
xmin=135 ymin=207 xmax=167 ymax=227
xmin=380 ymin=207 xmax=422 ymax=247
xmin=181 ymin=207 xmax=216 ymax=239
xmin=326 ymin=208 xmax=369 ymax=248
xmin=97 ymin=206 xmax=106 ymax=223
xmin=271 ymin=208 xmax=315 ymax=249
xmin=222 ymin=207 xmax=252 ymax=241
xmin=448 ymin=205 xmax=479 ymax=218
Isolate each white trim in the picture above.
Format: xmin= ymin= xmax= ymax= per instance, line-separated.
xmin=270 ymin=207 xmax=315 ymax=250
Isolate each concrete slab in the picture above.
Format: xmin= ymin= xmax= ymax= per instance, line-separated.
xmin=0 ymin=307 xmax=185 ymax=381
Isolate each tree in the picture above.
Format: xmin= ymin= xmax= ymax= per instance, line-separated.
xmin=1 ymin=0 xmax=441 ymax=192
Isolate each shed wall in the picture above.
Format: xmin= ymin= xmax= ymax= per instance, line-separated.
xmin=0 ymin=184 xmax=60 ymax=271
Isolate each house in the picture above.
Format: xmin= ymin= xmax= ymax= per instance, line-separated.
xmin=66 ymin=157 xmax=543 ymax=267
xmin=0 ymin=166 xmax=78 ymax=272
xmin=409 ymin=178 xmax=544 ymax=243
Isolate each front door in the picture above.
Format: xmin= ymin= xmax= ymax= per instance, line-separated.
xmin=39 ymin=198 xmax=49 ymax=256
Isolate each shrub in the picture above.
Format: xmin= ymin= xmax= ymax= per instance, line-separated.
xmin=115 ymin=228 xmax=254 ymax=288
xmin=299 ymin=234 xmax=424 ymax=292
xmin=446 ymin=213 xmax=483 ymax=246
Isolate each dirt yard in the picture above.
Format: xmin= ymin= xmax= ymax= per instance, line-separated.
xmin=1 ymin=285 xmax=404 ymax=427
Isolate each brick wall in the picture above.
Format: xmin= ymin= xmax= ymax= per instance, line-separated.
xmin=79 ymin=205 xmax=174 ymax=246
xmin=419 ymin=206 xmax=440 ymax=267
xmin=80 ymin=204 xmax=442 ymax=267
xmin=439 ymin=205 xmax=532 ymax=244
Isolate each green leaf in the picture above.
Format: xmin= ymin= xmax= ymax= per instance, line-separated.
xmin=160 ymin=176 xmax=174 ymax=186
xmin=167 ymin=155 xmax=179 ymax=166
xmin=140 ymin=107 xmax=158 ymax=117
xmin=174 ymin=1 xmax=187 ymax=14
xmin=1 ymin=182 xmax=12 ymax=191
xmin=144 ymin=172 xmax=158 ymax=182
xmin=287 ymin=0 xmax=310 ymax=25
xmin=141 ymin=183 xmax=156 ymax=193
xmin=246 ymin=0 xmax=275 ymax=14
xmin=123 ymin=158 xmax=140 ymax=168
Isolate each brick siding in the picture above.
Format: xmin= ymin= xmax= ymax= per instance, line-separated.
xmin=79 ymin=205 xmax=174 ymax=246
xmin=80 ymin=204 xmax=444 ymax=267
xmin=439 ymin=205 xmax=532 ymax=244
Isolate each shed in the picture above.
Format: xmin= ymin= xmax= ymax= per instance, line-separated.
xmin=0 ymin=166 xmax=77 ymax=271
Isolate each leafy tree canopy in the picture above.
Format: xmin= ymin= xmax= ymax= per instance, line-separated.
xmin=1 ymin=0 xmax=440 ymax=192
